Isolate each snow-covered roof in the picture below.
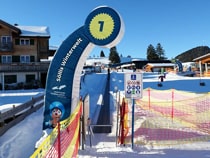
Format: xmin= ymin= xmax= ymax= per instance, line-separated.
xmin=16 ymin=25 xmax=50 ymax=37
xmin=147 ymin=63 xmax=175 ymax=67
xmin=117 ymin=63 xmax=135 ymax=68
xmin=85 ymin=57 xmax=110 ymax=65
xmin=131 ymin=58 xmax=147 ymax=62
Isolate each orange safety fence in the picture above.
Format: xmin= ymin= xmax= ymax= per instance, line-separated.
xmin=30 ymin=101 xmax=82 ymax=158
xmin=124 ymin=88 xmax=210 ymax=146
xmin=118 ymin=98 xmax=130 ymax=145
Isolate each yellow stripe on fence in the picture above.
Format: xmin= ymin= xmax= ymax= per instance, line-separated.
xmin=30 ymin=102 xmax=82 ymax=158
xmin=63 ymin=116 xmax=80 ymax=157
xmin=133 ymin=89 xmax=210 ymax=146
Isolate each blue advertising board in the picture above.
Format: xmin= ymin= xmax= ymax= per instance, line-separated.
xmin=43 ymin=6 xmax=124 ymax=129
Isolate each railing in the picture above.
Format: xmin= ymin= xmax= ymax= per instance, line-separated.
xmin=0 ymin=42 xmax=13 ymax=51
xmin=0 ymin=62 xmax=50 ymax=72
xmin=0 ymin=95 xmax=44 ymax=136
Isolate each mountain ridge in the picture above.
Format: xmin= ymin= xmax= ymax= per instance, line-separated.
xmin=175 ymin=46 xmax=210 ymax=62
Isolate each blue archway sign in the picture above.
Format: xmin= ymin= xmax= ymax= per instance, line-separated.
xmin=43 ymin=6 xmax=124 ymax=129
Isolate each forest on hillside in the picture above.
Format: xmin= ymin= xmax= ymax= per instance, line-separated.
xmin=175 ymin=46 xmax=210 ymax=62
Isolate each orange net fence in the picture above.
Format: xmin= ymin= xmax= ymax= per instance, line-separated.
xmin=31 ymin=101 xmax=82 ymax=158
xmin=124 ymin=88 xmax=210 ymax=146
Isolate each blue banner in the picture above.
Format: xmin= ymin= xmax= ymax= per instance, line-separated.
xmin=43 ymin=6 xmax=124 ymax=129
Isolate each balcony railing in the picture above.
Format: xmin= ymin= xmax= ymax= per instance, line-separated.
xmin=0 ymin=42 xmax=13 ymax=52
xmin=0 ymin=62 xmax=50 ymax=72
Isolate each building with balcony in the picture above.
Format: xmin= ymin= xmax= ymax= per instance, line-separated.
xmin=0 ymin=19 xmax=51 ymax=90
xmin=193 ymin=53 xmax=210 ymax=77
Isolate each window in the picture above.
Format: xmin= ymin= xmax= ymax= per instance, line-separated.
xmin=1 ymin=36 xmax=12 ymax=49
xmin=20 ymin=38 xmax=30 ymax=45
xmin=15 ymin=38 xmax=34 ymax=45
xmin=5 ymin=75 xmax=17 ymax=84
xmin=30 ymin=39 xmax=34 ymax=45
xmin=1 ymin=36 xmax=11 ymax=44
xmin=26 ymin=74 xmax=35 ymax=83
xmin=20 ymin=55 xmax=30 ymax=63
xmin=2 ymin=55 xmax=12 ymax=63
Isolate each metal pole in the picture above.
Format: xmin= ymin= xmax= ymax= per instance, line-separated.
xmin=171 ymin=89 xmax=174 ymax=121
xmin=120 ymin=98 xmax=125 ymax=145
xmin=131 ymin=98 xmax=135 ymax=149
xmin=115 ymin=90 xmax=119 ymax=147
xmin=58 ymin=122 xmax=61 ymax=158
xmin=81 ymin=99 xmax=85 ymax=150
xmin=148 ymin=88 xmax=150 ymax=109
xmin=87 ymin=118 xmax=92 ymax=147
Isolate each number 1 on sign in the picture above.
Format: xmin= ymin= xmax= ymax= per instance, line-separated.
xmin=98 ymin=21 xmax=104 ymax=32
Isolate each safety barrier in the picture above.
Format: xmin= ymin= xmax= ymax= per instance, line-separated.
xmin=117 ymin=97 xmax=129 ymax=145
xmin=124 ymin=88 xmax=210 ymax=146
xmin=0 ymin=95 xmax=44 ymax=136
xmin=30 ymin=101 xmax=82 ymax=158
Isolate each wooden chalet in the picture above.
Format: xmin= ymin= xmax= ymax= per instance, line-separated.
xmin=193 ymin=53 xmax=210 ymax=77
xmin=0 ymin=19 xmax=51 ymax=89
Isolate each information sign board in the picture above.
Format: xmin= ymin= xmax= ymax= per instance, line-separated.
xmin=124 ymin=73 xmax=143 ymax=99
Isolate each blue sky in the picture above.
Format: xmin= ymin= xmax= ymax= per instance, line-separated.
xmin=1 ymin=0 xmax=210 ymax=59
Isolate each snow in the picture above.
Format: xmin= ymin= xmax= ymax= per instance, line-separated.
xmin=0 ymin=71 xmax=210 ymax=158
xmin=85 ymin=57 xmax=110 ymax=66
xmin=147 ymin=63 xmax=175 ymax=67
xmin=16 ymin=25 xmax=50 ymax=37
xmin=0 ymin=89 xmax=43 ymax=113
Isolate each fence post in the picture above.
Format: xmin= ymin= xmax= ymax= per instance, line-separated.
xmin=87 ymin=118 xmax=92 ymax=147
xmin=131 ymin=98 xmax=135 ymax=149
xmin=0 ymin=111 xmax=4 ymax=127
xmin=81 ymin=97 xmax=85 ymax=150
xmin=115 ymin=90 xmax=120 ymax=147
xmin=171 ymin=89 xmax=174 ymax=121
xmin=13 ymin=105 xmax=16 ymax=119
xmin=58 ymin=121 xmax=61 ymax=158
xmin=120 ymin=98 xmax=125 ymax=145
xmin=148 ymin=88 xmax=151 ymax=109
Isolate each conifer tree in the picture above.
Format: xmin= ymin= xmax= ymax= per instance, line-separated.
xmin=109 ymin=46 xmax=121 ymax=64
xmin=146 ymin=44 xmax=159 ymax=60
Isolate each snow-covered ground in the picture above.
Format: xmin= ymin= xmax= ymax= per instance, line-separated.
xmin=0 ymin=71 xmax=210 ymax=158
